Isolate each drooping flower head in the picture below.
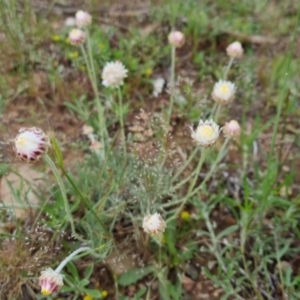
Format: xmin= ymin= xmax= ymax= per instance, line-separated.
xmin=39 ymin=268 xmax=64 ymax=295
xmin=69 ymin=29 xmax=86 ymax=46
xmin=168 ymin=31 xmax=185 ymax=48
xmin=75 ymin=10 xmax=92 ymax=28
xmin=212 ymin=80 xmax=236 ymax=104
xmin=101 ymin=61 xmax=128 ymax=88
xmin=143 ymin=213 xmax=166 ymax=236
xmin=14 ymin=127 xmax=50 ymax=162
xmin=223 ymin=120 xmax=241 ymax=138
xmin=191 ymin=119 xmax=220 ymax=147
xmin=226 ymin=41 xmax=243 ymax=59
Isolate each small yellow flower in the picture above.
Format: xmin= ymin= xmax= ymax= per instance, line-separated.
xmin=101 ymin=290 xmax=108 ymax=298
xmin=52 ymin=35 xmax=61 ymax=42
xmin=98 ymin=43 xmax=105 ymax=50
xmin=180 ymin=211 xmax=191 ymax=221
xmin=69 ymin=51 xmax=79 ymax=59
xmin=145 ymin=67 xmax=153 ymax=77
xmin=83 ymin=295 xmax=93 ymax=300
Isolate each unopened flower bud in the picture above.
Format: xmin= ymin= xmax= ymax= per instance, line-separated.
xmin=14 ymin=127 xmax=50 ymax=162
xmin=226 ymin=41 xmax=243 ymax=59
xmin=39 ymin=268 xmax=64 ymax=295
xmin=82 ymin=125 xmax=94 ymax=135
xmin=75 ymin=10 xmax=92 ymax=28
xmin=69 ymin=29 xmax=86 ymax=46
xmin=143 ymin=213 xmax=166 ymax=236
xmin=168 ymin=31 xmax=185 ymax=48
xmin=223 ymin=120 xmax=241 ymax=138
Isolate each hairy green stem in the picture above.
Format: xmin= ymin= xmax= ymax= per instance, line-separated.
xmin=117 ymin=87 xmax=126 ymax=154
xmin=168 ymin=148 xmax=208 ymax=221
xmin=44 ymin=154 xmax=78 ymax=240
xmin=187 ymin=138 xmax=229 ymax=199
xmin=224 ymin=57 xmax=235 ymax=80
xmin=55 ymin=247 xmax=91 ymax=273
xmin=81 ymin=40 xmax=107 ymax=155
xmin=171 ymin=147 xmax=199 ymax=183
xmin=167 ymin=46 xmax=176 ymax=125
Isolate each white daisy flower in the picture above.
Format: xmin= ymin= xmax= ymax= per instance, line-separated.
xmin=212 ymin=80 xmax=236 ymax=104
xmin=69 ymin=29 xmax=86 ymax=46
xmin=191 ymin=119 xmax=220 ymax=147
xmin=14 ymin=127 xmax=50 ymax=162
xmin=75 ymin=10 xmax=92 ymax=28
xmin=39 ymin=268 xmax=64 ymax=296
xmin=226 ymin=41 xmax=243 ymax=59
xmin=101 ymin=61 xmax=128 ymax=88
xmin=143 ymin=213 xmax=166 ymax=236
xmin=152 ymin=77 xmax=165 ymax=97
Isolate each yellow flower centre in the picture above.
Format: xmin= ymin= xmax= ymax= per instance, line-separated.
xmin=220 ymin=84 xmax=229 ymax=94
xmin=197 ymin=125 xmax=215 ymax=139
xmin=41 ymin=289 xmax=51 ymax=295
xmin=16 ymin=137 xmax=27 ymax=146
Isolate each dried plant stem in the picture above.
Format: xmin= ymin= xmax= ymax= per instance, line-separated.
xmin=167 ymin=46 xmax=176 ymax=125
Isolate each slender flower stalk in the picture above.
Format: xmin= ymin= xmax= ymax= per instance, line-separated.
xmin=224 ymin=56 xmax=235 ymax=80
xmin=167 ymin=45 xmax=176 ymax=125
xmin=79 ymin=36 xmax=107 ymax=156
xmin=117 ymin=87 xmax=126 ymax=153
xmin=55 ymin=247 xmax=91 ymax=273
xmin=171 ymin=147 xmax=199 ymax=183
xmin=44 ymin=154 xmax=78 ymax=240
xmin=188 ymin=137 xmax=230 ymax=198
xmin=169 ymin=149 xmax=208 ymax=221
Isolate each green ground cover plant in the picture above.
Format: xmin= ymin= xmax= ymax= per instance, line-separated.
xmin=0 ymin=0 xmax=300 ymax=299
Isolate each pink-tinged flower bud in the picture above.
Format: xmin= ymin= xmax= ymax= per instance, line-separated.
xmin=75 ymin=10 xmax=92 ymax=28
xmin=82 ymin=125 xmax=94 ymax=135
xmin=69 ymin=29 xmax=86 ymax=46
xmin=226 ymin=41 xmax=243 ymax=59
xmin=39 ymin=268 xmax=64 ymax=295
xmin=168 ymin=31 xmax=185 ymax=48
xmin=223 ymin=120 xmax=241 ymax=138
xmin=143 ymin=213 xmax=166 ymax=236
xmin=14 ymin=127 xmax=50 ymax=162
